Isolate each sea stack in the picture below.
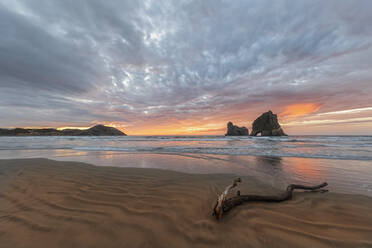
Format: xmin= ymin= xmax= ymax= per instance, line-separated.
xmin=225 ymin=122 xmax=249 ymax=136
xmin=250 ymin=111 xmax=287 ymax=136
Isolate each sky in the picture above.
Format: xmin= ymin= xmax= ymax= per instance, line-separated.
xmin=0 ymin=0 xmax=372 ymax=135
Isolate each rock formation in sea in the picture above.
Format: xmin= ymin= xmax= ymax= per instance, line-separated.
xmin=225 ymin=122 xmax=249 ymax=136
xmin=0 ymin=125 xmax=126 ymax=136
xmin=250 ymin=111 xmax=287 ymax=136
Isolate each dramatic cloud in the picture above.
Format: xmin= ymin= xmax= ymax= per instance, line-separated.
xmin=0 ymin=0 xmax=372 ymax=134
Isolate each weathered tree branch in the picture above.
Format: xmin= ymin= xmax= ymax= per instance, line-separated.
xmin=214 ymin=178 xmax=241 ymax=219
xmin=213 ymin=179 xmax=328 ymax=220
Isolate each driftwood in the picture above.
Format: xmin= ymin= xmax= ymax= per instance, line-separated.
xmin=213 ymin=178 xmax=328 ymax=220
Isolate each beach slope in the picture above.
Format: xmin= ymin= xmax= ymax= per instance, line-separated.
xmin=0 ymin=159 xmax=372 ymax=248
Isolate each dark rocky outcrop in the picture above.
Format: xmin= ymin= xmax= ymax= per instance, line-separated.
xmin=73 ymin=125 xmax=125 ymax=136
xmin=225 ymin=122 xmax=249 ymax=136
xmin=0 ymin=125 xmax=126 ymax=136
xmin=250 ymin=111 xmax=287 ymax=136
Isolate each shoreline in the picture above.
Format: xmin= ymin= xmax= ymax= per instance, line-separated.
xmin=2 ymin=135 xmax=372 ymax=162
xmin=1 ymin=158 xmax=372 ymax=247
xmin=2 ymin=150 xmax=372 ymax=197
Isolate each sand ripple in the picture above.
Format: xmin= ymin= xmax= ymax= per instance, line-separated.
xmin=1 ymin=158 xmax=372 ymax=248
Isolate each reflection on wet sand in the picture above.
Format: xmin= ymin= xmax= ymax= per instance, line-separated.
xmin=253 ymin=156 xmax=287 ymax=188
xmin=54 ymin=149 xmax=89 ymax=157
xmin=284 ymin=157 xmax=323 ymax=181
xmin=255 ymin=156 xmax=283 ymax=167
xmin=1 ymin=149 xmax=372 ymax=196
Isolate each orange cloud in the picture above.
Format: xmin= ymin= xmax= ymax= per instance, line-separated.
xmin=280 ymin=103 xmax=320 ymax=117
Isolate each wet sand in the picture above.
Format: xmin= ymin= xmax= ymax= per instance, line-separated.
xmin=1 ymin=158 xmax=372 ymax=248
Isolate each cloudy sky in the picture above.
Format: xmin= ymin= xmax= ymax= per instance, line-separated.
xmin=1 ymin=0 xmax=372 ymax=135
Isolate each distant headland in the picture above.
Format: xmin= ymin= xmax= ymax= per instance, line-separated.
xmin=0 ymin=124 xmax=126 ymax=136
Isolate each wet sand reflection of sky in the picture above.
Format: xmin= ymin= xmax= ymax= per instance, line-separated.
xmin=1 ymin=149 xmax=372 ymax=196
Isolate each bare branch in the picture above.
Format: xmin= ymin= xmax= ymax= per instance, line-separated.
xmin=213 ymin=179 xmax=328 ymax=220
xmin=213 ymin=178 xmax=241 ymax=219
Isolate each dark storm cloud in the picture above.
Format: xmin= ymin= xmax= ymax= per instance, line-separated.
xmin=0 ymin=0 xmax=371 ymax=129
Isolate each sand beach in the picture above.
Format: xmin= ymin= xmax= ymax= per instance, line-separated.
xmin=1 ymin=158 xmax=372 ymax=248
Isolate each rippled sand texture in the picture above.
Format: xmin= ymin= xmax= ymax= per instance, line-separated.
xmin=1 ymin=159 xmax=372 ymax=248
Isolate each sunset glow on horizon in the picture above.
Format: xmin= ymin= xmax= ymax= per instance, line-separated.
xmin=5 ymin=104 xmax=372 ymax=135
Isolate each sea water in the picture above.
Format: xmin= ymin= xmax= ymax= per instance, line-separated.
xmin=1 ymin=135 xmax=372 ymax=196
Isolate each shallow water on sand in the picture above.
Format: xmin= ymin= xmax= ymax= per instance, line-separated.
xmin=1 ymin=149 xmax=372 ymax=197
xmin=1 ymin=135 xmax=372 ymax=196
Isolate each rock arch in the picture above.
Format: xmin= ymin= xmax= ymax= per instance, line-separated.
xmin=250 ymin=111 xmax=287 ymax=136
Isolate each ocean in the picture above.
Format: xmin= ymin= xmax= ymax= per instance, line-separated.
xmin=1 ymin=135 xmax=372 ymax=196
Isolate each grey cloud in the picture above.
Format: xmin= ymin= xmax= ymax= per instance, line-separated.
xmin=0 ymin=7 xmax=102 ymax=94
xmin=0 ymin=0 xmax=372 ymax=129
